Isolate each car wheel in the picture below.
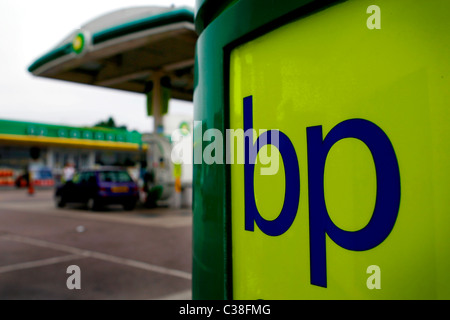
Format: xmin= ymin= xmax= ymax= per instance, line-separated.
xmin=55 ymin=195 xmax=66 ymax=208
xmin=123 ymin=201 xmax=136 ymax=211
xmin=86 ymin=197 xmax=100 ymax=211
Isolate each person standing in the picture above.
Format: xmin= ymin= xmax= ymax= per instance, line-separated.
xmin=62 ymin=162 xmax=75 ymax=183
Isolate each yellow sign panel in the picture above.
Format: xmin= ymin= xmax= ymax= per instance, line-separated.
xmin=230 ymin=0 xmax=450 ymax=299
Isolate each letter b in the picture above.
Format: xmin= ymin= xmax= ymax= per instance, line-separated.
xmin=244 ymin=96 xmax=300 ymax=236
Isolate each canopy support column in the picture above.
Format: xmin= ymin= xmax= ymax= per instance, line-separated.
xmin=152 ymin=72 xmax=163 ymax=134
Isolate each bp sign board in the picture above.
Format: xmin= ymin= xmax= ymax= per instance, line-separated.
xmin=228 ymin=0 xmax=450 ymax=299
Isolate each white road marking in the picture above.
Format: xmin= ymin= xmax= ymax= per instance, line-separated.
xmin=0 ymin=254 xmax=81 ymax=274
xmin=1 ymin=234 xmax=192 ymax=280
xmin=0 ymin=202 xmax=192 ymax=228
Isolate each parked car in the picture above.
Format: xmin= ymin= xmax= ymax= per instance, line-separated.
xmin=15 ymin=166 xmax=54 ymax=188
xmin=55 ymin=168 xmax=139 ymax=211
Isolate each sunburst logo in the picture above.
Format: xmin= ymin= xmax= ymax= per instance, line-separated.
xmin=72 ymin=32 xmax=86 ymax=54
xmin=179 ymin=121 xmax=190 ymax=136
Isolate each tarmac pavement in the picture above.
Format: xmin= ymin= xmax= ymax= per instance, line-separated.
xmin=0 ymin=188 xmax=192 ymax=300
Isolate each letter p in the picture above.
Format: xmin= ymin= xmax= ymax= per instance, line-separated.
xmin=307 ymin=119 xmax=400 ymax=288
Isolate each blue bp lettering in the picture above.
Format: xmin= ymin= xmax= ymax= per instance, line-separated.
xmin=307 ymin=119 xmax=401 ymax=288
xmin=242 ymin=96 xmax=401 ymax=288
xmin=244 ymin=96 xmax=300 ymax=236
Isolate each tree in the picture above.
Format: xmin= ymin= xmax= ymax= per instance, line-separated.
xmin=94 ymin=117 xmax=127 ymax=130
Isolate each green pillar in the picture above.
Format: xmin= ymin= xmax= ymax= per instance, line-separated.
xmin=193 ymin=0 xmax=450 ymax=300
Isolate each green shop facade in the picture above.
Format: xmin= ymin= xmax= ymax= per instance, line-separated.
xmin=0 ymin=118 xmax=145 ymax=178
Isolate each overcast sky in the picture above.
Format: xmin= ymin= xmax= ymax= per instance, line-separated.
xmin=0 ymin=0 xmax=195 ymax=133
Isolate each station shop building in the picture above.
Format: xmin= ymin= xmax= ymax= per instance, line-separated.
xmin=0 ymin=118 xmax=146 ymax=183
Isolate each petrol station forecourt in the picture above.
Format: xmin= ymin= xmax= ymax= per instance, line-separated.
xmin=27 ymin=0 xmax=450 ymax=300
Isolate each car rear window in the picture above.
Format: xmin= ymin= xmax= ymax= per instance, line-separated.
xmin=98 ymin=171 xmax=133 ymax=183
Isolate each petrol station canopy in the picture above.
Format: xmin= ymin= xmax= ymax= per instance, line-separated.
xmin=28 ymin=6 xmax=196 ymax=102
